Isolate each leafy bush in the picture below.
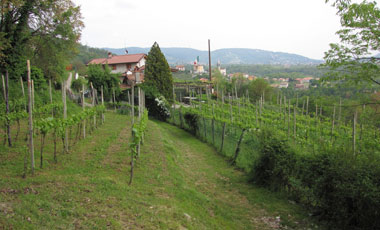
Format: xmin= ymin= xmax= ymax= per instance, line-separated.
xmin=294 ymin=152 xmax=380 ymax=229
xmin=184 ymin=112 xmax=199 ymax=135
xmin=250 ymin=129 xmax=380 ymax=229
xmin=249 ymin=128 xmax=296 ymax=191
xmin=145 ymin=95 xmax=170 ymax=121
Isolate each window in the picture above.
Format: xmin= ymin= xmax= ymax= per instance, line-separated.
xmin=112 ymin=65 xmax=117 ymax=70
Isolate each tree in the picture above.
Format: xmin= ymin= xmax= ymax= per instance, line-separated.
xmin=323 ymin=0 xmax=380 ymax=85
xmin=143 ymin=42 xmax=174 ymax=102
xmin=87 ymin=64 xmax=119 ymax=101
xmin=0 ymin=0 xmax=83 ymax=80
xmin=248 ymin=78 xmax=273 ymax=102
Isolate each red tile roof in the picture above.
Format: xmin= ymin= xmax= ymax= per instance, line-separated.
xmin=88 ymin=53 xmax=146 ymax=65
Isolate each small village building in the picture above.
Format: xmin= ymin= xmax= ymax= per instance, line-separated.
xmin=88 ymin=53 xmax=147 ymax=89
xmin=175 ymin=65 xmax=185 ymax=71
xmin=279 ymin=82 xmax=289 ymax=88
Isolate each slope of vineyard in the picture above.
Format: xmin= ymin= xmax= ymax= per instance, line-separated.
xmin=0 ymin=112 xmax=322 ymax=229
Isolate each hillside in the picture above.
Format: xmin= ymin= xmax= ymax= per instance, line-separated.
xmin=0 ymin=112 xmax=320 ymax=229
xmin=105 ymin=47 xmax=322 ymax=65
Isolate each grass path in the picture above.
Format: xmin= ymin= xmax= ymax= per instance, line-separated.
xmin=0 ymin=113 xmax=320 ymax=229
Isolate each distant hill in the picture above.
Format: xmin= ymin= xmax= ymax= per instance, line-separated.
xmin=104 ymin=47 xmax=322 ymax=65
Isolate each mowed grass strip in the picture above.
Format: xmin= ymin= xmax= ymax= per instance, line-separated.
xmin=1 ymin=114 xmax=321 ymax=229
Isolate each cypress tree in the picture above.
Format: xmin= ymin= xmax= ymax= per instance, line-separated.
xmin=144 ymin=42 xmax=173 ymax=102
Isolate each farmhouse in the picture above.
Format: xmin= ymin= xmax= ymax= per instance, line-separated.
xmin=88 ymin=53 xmax=147 ymax=89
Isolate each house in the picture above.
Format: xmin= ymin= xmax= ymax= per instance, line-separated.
xmin=248 ymin=76 xmax=256 ymax=81
xmin=88 ymin=53 xmax=147 ymax=89
xmin=279 ymin=82 xmax=289 ymax=88
xmin=175 ymin=65 xmax=185 ymax=71
xmin=270 ymin=84 xmax=279 ymax=88
xmin=216 ymin=60 xmax=227 ymax=76
xmin=303 ymin=77 xmax=314 ymax=83
xmin=295 ymin=84 xmax=307 ymax=90
xmin=194 ymin=64 xmax=205 ymax=74
xmin=219 ymin=68 xmax=227 ymax=76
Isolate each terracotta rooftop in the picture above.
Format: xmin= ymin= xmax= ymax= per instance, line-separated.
xmin=88 ymin=53 xmax=146 ymax=65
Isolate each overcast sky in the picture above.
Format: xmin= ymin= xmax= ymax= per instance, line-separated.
xmin=72 ymin=0 xmax=343 ymax=60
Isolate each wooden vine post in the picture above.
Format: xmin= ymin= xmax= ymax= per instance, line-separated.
xmin=20 ymin=77 xmax=26 ymax=111
xmin=283 ymin=96 xmax=287 ymax=123
xmin=172 ymin=85 xmax=175 ymax=124
xmin=231 ymin=128 xmax=246 ymax=165
xmin=82 ymin=84 xmax=86 ymax=139
xmin=4 ymin=72 xmax=12 ymax=146
xmin=90 ymin=82 xmax=96 ymax=129
xmin=212 ymin=103 xmax=215 ymax=145
xmin=293 ymin=102 xmax=296 ymax=141
xmin=49 ymin=79 xmax=53 ymax=117
xmin=131 ymin=82 xmax=135 ymax=125
xmin=353 ymin=109 xmax=357 ymax=155
xmin=113 ymin=88 xmax=116 ymax=111
xmin=137 ymin=86 xmax=141 ymax=158
xmin=338 ymin=98 xmax=342 ymax=126
xmin=27 ymin=60 xmax=35 ymax=175
xmin=220 ymin=122 xmax=226 ymax=153
xmin=32 ymin=79 xmax=35 ymax=110
xmin=1 ymin=74 xmax=5 ymax=101
xmin=101 ymin=85 xmax=105 ymax=123
xmin=288 ymin=99 xmax=291 ymax=138
xmin=62 ymin=78 xmax=68 ymax=153
xmin=331 ymin=105 xmax=336 ymax=141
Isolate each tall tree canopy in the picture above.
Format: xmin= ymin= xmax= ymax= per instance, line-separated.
xmin=0 ymin=0 xmax=83 ymax=80
xmin=144 ymin=42 xmax=174 ymax=102
xmin=323 ymin=0 xmax=380 ymax=85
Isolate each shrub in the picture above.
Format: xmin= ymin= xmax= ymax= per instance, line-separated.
xmin=250 ymin=129 xmax=380 ymax=229
xmin=249 ymin=128 xmax=297 ymax=191
xmin=184 ymin=112 xmax=199 ymax=135
xmin=145 ymin=95 xmax=170 ymax=121
xmin=295 ymin=152 xmax=380 ymax=229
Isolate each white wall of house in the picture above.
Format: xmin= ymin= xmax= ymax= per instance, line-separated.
xmin=110 ymin=63 xmax=136 ymax=74
xmin=109 ymin=58 xmax=145 ymax=74
xmin=137 ymin=58 xmax=145 ymax=67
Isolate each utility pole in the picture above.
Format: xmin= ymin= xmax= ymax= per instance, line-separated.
xmin=208 ymin=39 xmax=212 ymax=81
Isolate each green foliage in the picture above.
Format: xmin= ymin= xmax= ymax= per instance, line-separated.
xmin=323 ymin=0 xmax=380 ymax=86
xmin=172 ymin=96 xmax=380 ymax=229
xmin=0 ymin=0 xmax=83 ymax=80
xmin=71 ymin=77 xmax=86 ymax=93
xmin=71 ymin=45 xmax=109 ymax=66
xmin=87 ymin=64 xmax=120 ymax=101
xmin=248 ymin=78 xmax=273 ymax=102
xmin=129 ymin=110 xmax=148 ymax=160
xmin=144 ymin=42 xmax=174 ymax=103
xmin=144 ymin=95 xmax=170 ymax=121
xmin=184 ymin=111 xmax=199 ymax=135
xmin=250 ymin=128 xmax=296 ymax=191
xmin=21 ymin=66 xmax=47 ymax=89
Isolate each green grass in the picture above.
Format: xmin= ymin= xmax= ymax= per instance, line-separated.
xmin=0 ymin=112 xmax=323 ymax=229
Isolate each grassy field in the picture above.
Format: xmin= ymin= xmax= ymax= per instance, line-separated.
xmin=0 ymin=112 xmax=322 ymax=229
